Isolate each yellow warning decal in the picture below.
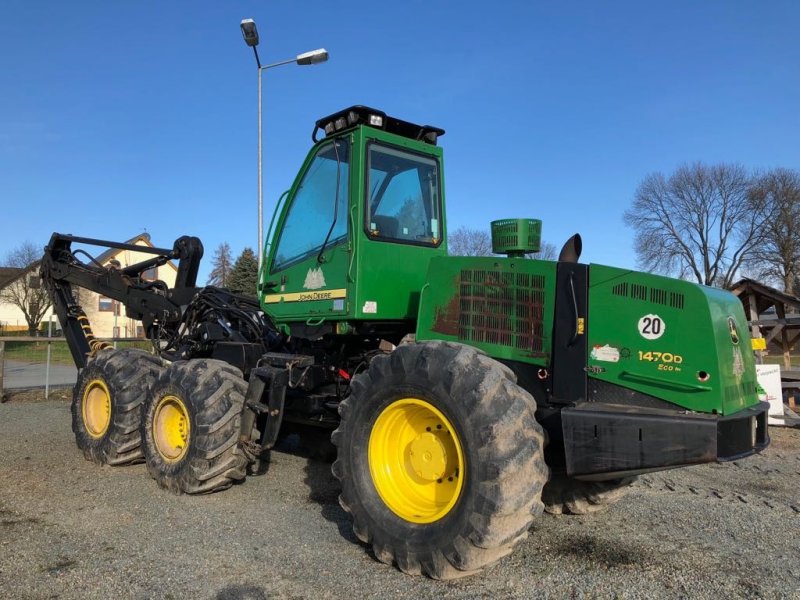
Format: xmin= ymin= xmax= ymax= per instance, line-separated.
xmin=263 ymin=288 xmax=347 ymax=304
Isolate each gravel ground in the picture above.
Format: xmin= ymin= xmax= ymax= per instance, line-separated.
xmin=1 ymin=394 xmax=798 ymax=600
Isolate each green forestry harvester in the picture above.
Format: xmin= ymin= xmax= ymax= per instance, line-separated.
xmin=40 ymin=106 xmax=769 ymax=579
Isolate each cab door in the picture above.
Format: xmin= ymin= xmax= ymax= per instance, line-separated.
xmin=262 ymin=138 xmax=351 ymax=324
xmin=355 ymin=135 xmax=447 ymax=321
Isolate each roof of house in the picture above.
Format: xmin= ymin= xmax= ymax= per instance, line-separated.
xmin=730 ymin=278 xmax=800 ymax=316
xmin=0 ymin=262 xmax=41 ymax=291
xmin=0 ymin=267 xmax=23 ymax=289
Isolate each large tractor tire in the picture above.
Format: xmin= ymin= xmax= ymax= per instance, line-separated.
xmin=141 ymin=359 xmax=249 ymax=494
xmin=542 ymin=475 xmax=637 ymax=515
xmin=72 ymin=348 xmax=164 ymax=465
xmin=332 ymin=340 xmax=548 ymax=580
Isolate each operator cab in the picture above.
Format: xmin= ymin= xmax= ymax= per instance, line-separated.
xmin=261 ymin=106 xmax=449 ymax=339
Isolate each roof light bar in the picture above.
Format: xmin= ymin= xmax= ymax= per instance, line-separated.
xmin=311 ymin=106 xmax=445 ymax=145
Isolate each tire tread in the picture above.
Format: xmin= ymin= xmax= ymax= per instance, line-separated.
xmin=71 ymin=348 xmax=163 ymax=466
xmin=142 ymin=359 xmax=249 ymax=495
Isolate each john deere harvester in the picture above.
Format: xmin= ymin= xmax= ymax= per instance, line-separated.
xmin=40 ymin=106 xmax=769 ymax=579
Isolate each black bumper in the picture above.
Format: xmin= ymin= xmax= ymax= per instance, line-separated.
xmin=561 ymin=401 xmax=770 ymax=481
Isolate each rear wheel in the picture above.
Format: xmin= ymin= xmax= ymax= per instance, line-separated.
xmin=332 ymin=341 xmax=548 ymax=579
xmin=72 ymin=348 xmax=163 ymax=465
xmin=542 ymin=475 xmax=636 ymax=515
xmin=141 ymin=359 xmax=249 ymax=494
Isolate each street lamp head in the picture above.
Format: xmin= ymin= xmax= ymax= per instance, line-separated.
xmin=296 ymin=48 xmax=329 ymax=66
xmin=240 ymin=18 xmax=260 ymax=47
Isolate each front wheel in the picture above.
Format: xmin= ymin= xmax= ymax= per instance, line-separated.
xmin=332 ymin=341 xmax=548 ymax=579
xmin=141 ymin=359 xmax=249 ymax=494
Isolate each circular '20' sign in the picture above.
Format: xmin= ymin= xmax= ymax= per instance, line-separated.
xmin=638 ymin=314 xmax=665 ymax=340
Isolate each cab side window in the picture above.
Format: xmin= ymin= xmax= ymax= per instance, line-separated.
xmin=272 ymin=139 xmax=349 ymax=270
xmin=366 ymin=143 xmax=441 ymax=245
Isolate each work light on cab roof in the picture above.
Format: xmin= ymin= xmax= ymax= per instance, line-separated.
xmin=312 ymin=105 xmax=445 ymax=144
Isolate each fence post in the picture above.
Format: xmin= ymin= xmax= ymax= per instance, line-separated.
xmin=45 ymin=316 xmax=54 ymax=400
xmin=0 ymin=340 xmax=5 ymax=400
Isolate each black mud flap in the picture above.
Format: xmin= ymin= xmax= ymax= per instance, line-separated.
xmin=562 ymin=401 xmax=770 ymax=481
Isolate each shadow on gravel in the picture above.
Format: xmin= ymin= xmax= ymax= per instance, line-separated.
xmin=551 ymin=533 xmax=644 ymax=568
xmin=215 ymin=584 xmax=268 ymax=600
xmin=303 ymin=459 xmax=359 ymax=543
xmin=271 ymin=424 xmax=359 ymax=544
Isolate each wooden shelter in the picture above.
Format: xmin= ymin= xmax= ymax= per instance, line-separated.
xmin=730 ymin=278 xmax=800 ymax=369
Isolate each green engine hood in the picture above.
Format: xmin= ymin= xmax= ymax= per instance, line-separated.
xmin=588 ymin=265 xmax=758 ymax=416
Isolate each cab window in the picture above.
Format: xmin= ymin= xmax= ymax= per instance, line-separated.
xmin=272 ymin=139 xmax=349 ymax=271
xmin=365 ymin=143 xmax=441 ymax=245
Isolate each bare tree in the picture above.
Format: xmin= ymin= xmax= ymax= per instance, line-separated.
xmin=529 ymin=241 xmax=557 ymax=261
xmin=448 ymin=226 xmax=558 ymax=261
xmin=0 ymin=242 xmax=51 ymax=335
xmin=207 ymin=242 xmax=233 ymax=287
xmin=624 ymin=163 xmax=768 ymax=289
xmin=448 ymin=227 xmax=493 ymax=256
xmin=745 ymin=168 xmax=800 ymax=293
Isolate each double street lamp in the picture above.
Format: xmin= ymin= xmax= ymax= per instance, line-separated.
xmin=240 ymin=18 xmax=329 ymax=269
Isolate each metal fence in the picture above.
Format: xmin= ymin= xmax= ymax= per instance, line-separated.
xmin=0 ymin=335 xmax=151 ymax=399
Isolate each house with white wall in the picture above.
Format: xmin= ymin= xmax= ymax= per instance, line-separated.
xmin=0 ymin=264 xmax=55 ymax=334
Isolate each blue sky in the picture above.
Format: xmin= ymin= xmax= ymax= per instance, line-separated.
xmin=1 ymin=1 xmax=798 ymax=282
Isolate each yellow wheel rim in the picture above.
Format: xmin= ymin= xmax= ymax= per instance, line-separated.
xmin=153 ymin=395 xmax=190 ymax=462
xmin=368 ymin=398 xmax=465 ymax=524
xmin=82 ymin=379 xmax=111 ymax=439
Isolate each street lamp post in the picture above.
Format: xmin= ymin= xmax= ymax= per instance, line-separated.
xmin=240 ymin=19 xmax=329 ymax=270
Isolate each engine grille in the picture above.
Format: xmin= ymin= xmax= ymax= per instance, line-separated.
xmin=457 ymin=269 xmax=546 ymax=353
xmin=612 ymin=281 xmax=685 ymax=309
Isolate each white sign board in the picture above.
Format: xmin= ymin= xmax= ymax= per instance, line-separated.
xmin=755 ymin=364 xmax=785 ymax=426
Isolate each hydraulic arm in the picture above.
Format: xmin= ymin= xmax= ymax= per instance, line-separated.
xmin=40 ymin=233 xmax=204 ymax=368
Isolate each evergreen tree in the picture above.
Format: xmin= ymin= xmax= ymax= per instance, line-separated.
xmin=207 ymin=242 xmax=233 ymax=287
xmin=228 ymin=247 xmax=259 ymax=296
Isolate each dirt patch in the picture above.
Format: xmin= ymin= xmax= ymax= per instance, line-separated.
xmin=41 ymin=557 xmax=77 ymax=576
xmin=551 ymin=533 xmax=643 ymax=567
xmin=766 ymin=425 xmax=800 ymax=450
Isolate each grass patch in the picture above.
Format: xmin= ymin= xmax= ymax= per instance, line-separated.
xmin=2 ymin=340 xmax=152 ymax=366
xmin=3 ymin=341 xmax=74 ymax=365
